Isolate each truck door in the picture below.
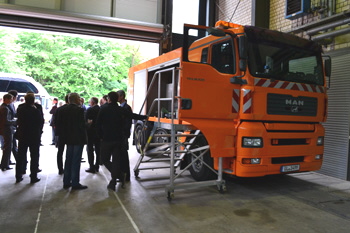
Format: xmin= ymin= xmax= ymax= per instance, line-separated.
xmin=178 ymin=26 xmax=243 ymax=158
xmin=179 ymin=35 xmax=241 ymax=120
xmin=132 ymin=69 xmax=148 ymax=115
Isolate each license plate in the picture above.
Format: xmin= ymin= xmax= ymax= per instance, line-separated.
xmin=280 ymin=164 xmax=300 ymax=173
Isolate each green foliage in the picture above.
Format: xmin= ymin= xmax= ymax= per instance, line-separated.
xmin=0 ymin=28 xmax=144 ymax=100
xmin=0 ymin=30 xmax=26 ymax=74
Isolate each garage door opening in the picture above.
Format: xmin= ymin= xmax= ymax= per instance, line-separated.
xmin=0 ymin=26 xmax=159 ymax=101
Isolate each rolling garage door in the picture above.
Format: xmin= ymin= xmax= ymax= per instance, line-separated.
xmin=320 ymin=48 xmax=350 ymax=180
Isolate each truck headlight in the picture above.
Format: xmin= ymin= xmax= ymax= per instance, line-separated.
xmin=317 ymin=136 xmax=324 ymax=146
xmin=242 ymin=158 xmax=261 ymax=164
xmin=242 ymin=137 xmax=263 ymax=148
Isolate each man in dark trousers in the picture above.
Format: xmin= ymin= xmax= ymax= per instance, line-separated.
xmin=96 ymin=91 xmax=147 ymax=191
xmin=117 ymin=90 xmax=132 ymax=181
xmin=85 ymin=97 xmax=100 ymax=173
xmin=15 ymin=93 xmax=43 ymax=183
xmin=17 ymin=91 xmax=44 ymax=175
xmin=54 ymin=94 xmax=69 ymax=175
xmin=7 ymin=90 xmax=18 ymax=165
xmin=58 ymin=93 xmax=88 ymax=190
xmin=49 ymin=98 xmax=58 ymax=145
xmin=0 ymin=94 xmax=17 ymax=171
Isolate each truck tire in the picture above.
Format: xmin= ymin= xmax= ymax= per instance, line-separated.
xmin=153 ymin=128 xmax=170 ymax=144
xmin=134 ymin=124 xmax=145 ymax=153
xmin=188 ymin=135 xmax=216 ymax=181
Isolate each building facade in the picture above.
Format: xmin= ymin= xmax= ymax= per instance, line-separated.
xmin=217 ymin=0 xmax=350 ymax=180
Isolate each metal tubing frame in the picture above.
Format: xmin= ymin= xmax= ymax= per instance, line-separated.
xmin=133 ymin=66 xmax=225 ymax=198
xmin=169 ymin=67 xmax=176 ymax=193
xmin=134 ymin=67 xmax=178 ymax=174
xmin=137 ymin=67 xmax=177 ymax=115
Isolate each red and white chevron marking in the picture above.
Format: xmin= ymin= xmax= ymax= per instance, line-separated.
xmin=242 ymin=89 xmax=252 ymax=113
xmin=232 ymin=89 xmax=240 ymax=113
xmin=232 ymin=89 xmax=252 ymax=114
xmin=254 ymin=78 xmax=325 ymax=93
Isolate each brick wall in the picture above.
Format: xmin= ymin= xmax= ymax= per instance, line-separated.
xmin=269 ymin=0 xmax=350 ymax=51
xmin=217 ymin=0 xmax=350 ymax=51
xmin=334 ymin=0 xmax=350 ymax=50
xmin=216 ymin=0 xmax=252 ymax=25
xmin=270 ymin=0 xmax=292 ymax=32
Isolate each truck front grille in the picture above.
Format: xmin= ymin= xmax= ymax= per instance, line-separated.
xmin=267 ymin=93 xmax=317 ymax=116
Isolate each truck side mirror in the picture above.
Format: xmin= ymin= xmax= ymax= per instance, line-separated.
xmin=239 ymin=60 xmax=247 ymax=72
xmin=324 ymin=58 xmax=331 ymax=78
xmin=238 ymin=36 xmax=248 ymax=60
xmin=207 ymin=27 xmax=226 ymax=37
xmin=323 ymin=56 xmax=331 ymax=89
xmin=238 ymin=36 xmax=248 ymax=71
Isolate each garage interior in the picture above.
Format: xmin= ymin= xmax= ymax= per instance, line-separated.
xmin=1 ymin=124 xmax=350 ymax=233
xmin=1 ymin=1 xmax=350 ymax=232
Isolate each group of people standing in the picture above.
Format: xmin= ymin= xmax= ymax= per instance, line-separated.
xmin=0 ymin=90 xmax=44 ymax=183
xmin=1 ymin=89 xmax=147 ymax=191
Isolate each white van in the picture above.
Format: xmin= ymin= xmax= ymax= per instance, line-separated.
xmin=0 ymin=72 xmax=51 ymax=110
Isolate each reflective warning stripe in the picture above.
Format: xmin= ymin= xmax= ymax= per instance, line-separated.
xmin=232 ymin=89 xmax=240 ymax=113
xmin=254 ymin=78 xmax=325 ymax=93
xmin=242 ymin=89 xmax=252 ymax=113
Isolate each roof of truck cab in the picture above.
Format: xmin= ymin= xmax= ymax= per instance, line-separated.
xmin=129 ymin=48 xmax=182 ymax=75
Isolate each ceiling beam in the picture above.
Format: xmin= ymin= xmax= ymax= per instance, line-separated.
xmin=0 ymin=3 xmax=164 ymax=42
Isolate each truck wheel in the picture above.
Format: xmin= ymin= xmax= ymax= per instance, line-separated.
xmin=189 ymin=136 xmax=216 ymax=181
xmin=153 ymin=128 xmax=170 ymax=143
xmin=134 ymin=124 xmax=145 ymax=153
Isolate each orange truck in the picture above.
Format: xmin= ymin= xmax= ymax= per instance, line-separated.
xmin=128 ymin=20 xmax=331 ymax=182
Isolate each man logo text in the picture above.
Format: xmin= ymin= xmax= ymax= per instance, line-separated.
xmin=285 ymin=99 xmax=304 ymax=106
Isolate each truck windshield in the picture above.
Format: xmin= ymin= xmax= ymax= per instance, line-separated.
xmin=244 ymin=26 xmax=324 ymax=86
xmin=247 ymin=42 xmax=324 ymax=85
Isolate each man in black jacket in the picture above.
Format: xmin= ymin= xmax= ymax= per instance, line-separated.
xmin=54 ymin=94 xmax=69 ymax=175
xmin=7 ymin=90 xmax=18 ymax=165
xmin=49 ymin=98 xmax=58 ymax=145
xmin=15 ymin=93 xmax=43 ymax=183
xmin=58 ymin=93 xmax=88 ymax=190
xmin=17 ymin=91 xmax=44 ymax=175
xmin=117 ymin=90 xmax=132 ymax=181
xmin=85 ymin=97 xmax=100 ymax=173
xmin=96 ymin=91 xmax=147 ymax=191
xmin=0 ymin=94 xmax=17 ymax=171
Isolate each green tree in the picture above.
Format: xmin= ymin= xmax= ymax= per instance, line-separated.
xmin=0 ymin=28 xmax=144 ymax=100
xmin=0 ymin=30 xmax=26 ymax=74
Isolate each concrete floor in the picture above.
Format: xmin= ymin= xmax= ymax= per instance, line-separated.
xmin=1 ymin=124 xmax=350 ymax=233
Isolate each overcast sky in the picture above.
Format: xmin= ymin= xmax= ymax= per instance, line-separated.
xmin=172 ymin=0 xmax=199 ymax=34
